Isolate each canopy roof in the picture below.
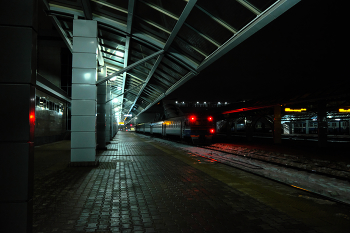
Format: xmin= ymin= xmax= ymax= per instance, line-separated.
xmin=42 ymin=0 xmax=300 ymax=122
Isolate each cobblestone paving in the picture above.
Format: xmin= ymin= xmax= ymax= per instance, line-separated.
xmin=33 ymin=133 xmax=341 ymax=233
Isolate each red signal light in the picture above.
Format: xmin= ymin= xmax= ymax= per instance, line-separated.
xmin=29 ymin=112 xmax=35 ymax=125
xmin=208 ymin=116 xmax=213 ymax=121
xmin=190 ymin=115 xmax=196 ymax=121
xmin=210 ymin=129 xmax=215 ymax=134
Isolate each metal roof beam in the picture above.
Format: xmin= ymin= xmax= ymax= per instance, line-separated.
xmin=194 ymin=5 xmax=237 ymax=34
xmin=164 ymin=0 xmax=197 ymax=51
xmin=49 ymin=3 xmax=84 ymax=17
xmin=100 ymin=43 xmax=125 ymax=53
xmin=137 ymin=0 xmax=220 ymax=48
xmin=138 ymin=0 xmax=179 ymax=21
xmin=128 ymin=54 xmax=164 ymax=113
xmin=127 ymin=0 xmax=135 ymax=34
xmin=91 ymin=0 xmax=128 ymax=14
xmin=103 ymin=57 xmax=124 ymax=68
xmin=184 ymin=23 xmax=221 ymax=47
xmin=96 ymin=50 xmax=165 ymax=85
xmin=51 ymin=16 xmax=73 ymax=52
xmin=236 ymin=0 xmax=261 ymax=15
xmin=80 ymin=0 xmax=93 ymax=20
xmin=121 ymin=0 xmax=135 ymax=115
xmin=127 ymin=71 xmax=196 ymax=123
xmin=197 ymin=0 xmax=301 ymax=72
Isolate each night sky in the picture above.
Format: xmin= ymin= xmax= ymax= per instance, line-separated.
xmin=164 ymin=1 xmax=344 ymax=103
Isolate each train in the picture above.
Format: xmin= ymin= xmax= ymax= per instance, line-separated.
xmin=291 ymin=120 xmax=349 ymax=134
xmin=135 ymin=113 xmax=216 ymax=143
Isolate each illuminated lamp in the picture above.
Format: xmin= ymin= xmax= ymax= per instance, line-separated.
xmin=210 ymin=129 xmax=215 ymax=134
xmin=339 ymin=109 xmax=350 ymax=113
xmin=285 ymin=108 xmax=307 ymax=112
xmin=190 ymin=115 xmax=196 ymax=121
xmin=29 ymin=112 xmax=35 ymax=125
xmin=208 ymin=116 xmax=213 ymax=121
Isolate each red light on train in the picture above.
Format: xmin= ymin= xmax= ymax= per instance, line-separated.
xmin=190 ymin=115 xmax=196 ymax=121
xmin=208 ymin=116 xmax=213 ymax=121
xmin=210 ymin=129 xmax=215 ymax=134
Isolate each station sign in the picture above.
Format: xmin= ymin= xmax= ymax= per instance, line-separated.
xmin=118 ymin=122 xmax=124 ymax=125
xmin=124 ymin=114 xmax=132 ymax=117
xmin=339 ymin=109 xmax=350 ymax=113
xmin=285 ymin=108 xmax=306 ymax=112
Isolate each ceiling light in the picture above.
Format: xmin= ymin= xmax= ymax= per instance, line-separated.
xmin=115 ymin=51 xmax=124 ymax=57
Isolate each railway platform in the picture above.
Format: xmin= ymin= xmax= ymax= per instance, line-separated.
xmin=33 ymin=131 xmax=350 ymax=233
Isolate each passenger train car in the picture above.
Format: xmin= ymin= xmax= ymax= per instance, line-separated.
xmin=136 ymin=114 xmax=216 ymax=143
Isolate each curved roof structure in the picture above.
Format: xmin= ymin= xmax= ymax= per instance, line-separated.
xmin=42 ymin=0 xmax=300 ymax=122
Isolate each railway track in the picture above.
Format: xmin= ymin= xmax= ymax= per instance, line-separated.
xmin=136 ymin=133 xmax=350 ymax=205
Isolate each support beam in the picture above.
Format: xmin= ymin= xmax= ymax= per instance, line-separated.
xmin=197 ymin=0 xmax=301 ymax=72
xmin=318 ymin=101 xmax=328 ymax=147
xmin=96 ymin=50 xmax=165 ymax=85
xmin=127 ymin=54 xmax=164 ymax=113
xmin=127 ymin=71 xmax=196 ymax=123
xmin=80 ymin=0 xmax=93 ymax=20
xmin=273 ymin=105 xmax=282 ymax=144
xmin=164 ymin=0 xmax=197 ymax=51
xmin=122 ymin=0 xmax=200 ymax=113
xmin=236 ymin=0 xmax=261 ymax=15
xmin=120 ymin=36 xmax=130 ymax=121
xmin=195 ymin=5 xmax=237 ymax=34
xmin=52 ymin=16 xmax=73 ymax=52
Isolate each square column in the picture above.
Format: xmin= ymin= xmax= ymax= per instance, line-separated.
xmin=71 ymin=20 xmax=98 ymax=163
xmin=0 ymin=0 xmax=37 ymax=231
xmin=105 ymin=84 xmax=111 ymax=142
xmin=273 ymin=106 xmax=282 ymax=143
xmin=305 ymin=120 xmax=310 ymax=134
xmin=317 ymin=101 xmax=328 ymax=146
xmin=97 ymin=83 xmax=107 ymax=149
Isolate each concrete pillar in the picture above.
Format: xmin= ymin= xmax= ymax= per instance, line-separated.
xmin=273 ymin=106 xmax=282 ymax=143
xmin=305 ymin=120 xmax=309 ymax=134
xmin=289 ymin=121 xmax=293 ymax=134
xmin=105 ymin=84 xmax=111 ymax=143
xmin=226 ymin=120 xmax=232 ymax=138
xmin=110 ymin=104 xmax=114 ymax=139
xmin=245 ymin=117 xmax=253 ymax=141
xmin=71 ymin=20 xmax=98 ymax=164
xmin=317 ymin=101 xmax=327 ymax=146
xmin=97 ymin=83 xmax=107 ymax=149
xmin=0 ymin=0 xmax=37 ymax=231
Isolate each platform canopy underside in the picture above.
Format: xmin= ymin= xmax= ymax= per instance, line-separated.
xmin=41 ymin=0 xmax=300 ymax=122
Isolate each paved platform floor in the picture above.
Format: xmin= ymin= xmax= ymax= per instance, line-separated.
xmin=33 ymin=132 xmax=350 ymax=233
